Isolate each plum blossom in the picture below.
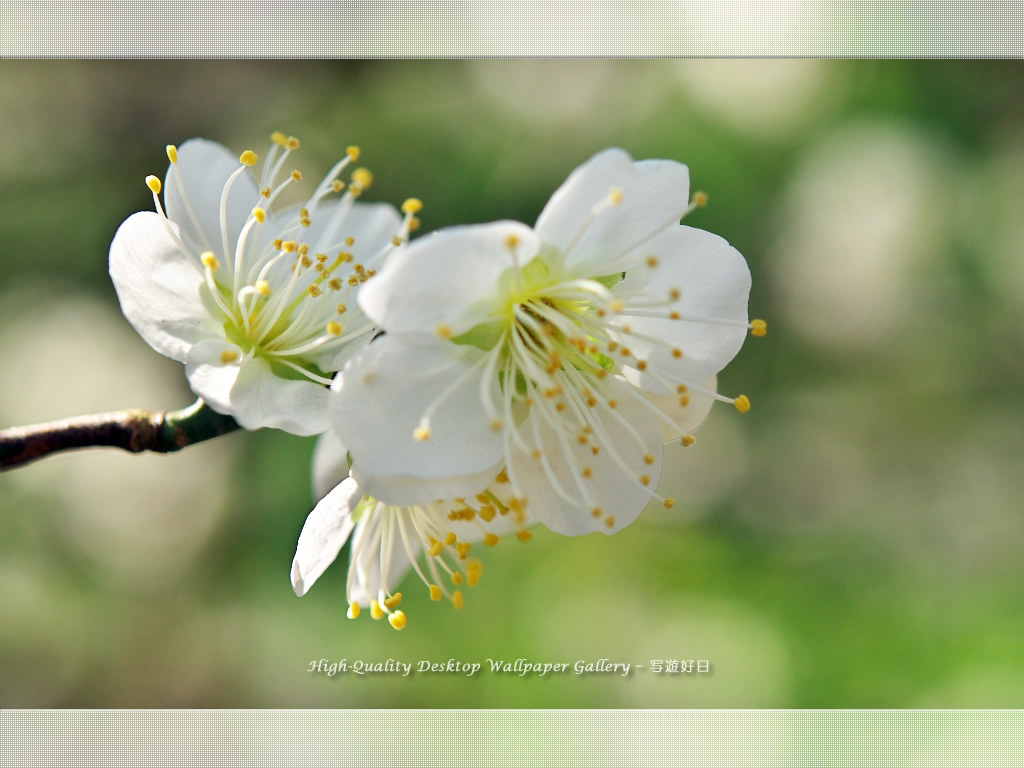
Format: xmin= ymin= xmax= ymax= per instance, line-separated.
xmin=291 ymin=429 xmax=530 ymax=629
xmin=109 ymin=133 xmax=420 ymax=435
xmin=331 ymin=148 xmax=762 ymax=535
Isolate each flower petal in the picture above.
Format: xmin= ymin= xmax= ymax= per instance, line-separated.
xmin=165 ymin=138 xmax=259 ymax=257
xmin=109 ymin=211 xmax=220 ymax=362
xmin=350 ymin=461 xmax=505 ymax=508
xmin=185 ymin=343 xmax=330 ymax=436
xmin=330 ymin=334 xmax=505 ymax=501
xmin=290 ymin=476 xmax=362 ymax=596
xmin=312 ymin=429 xmax=349 ymax=501
xmin=508 ymin=379 xmax=663 ymax=536
xmin=307 ymin=200 xmax=402 ymax=260
xmin=357 ymin=221 xmax=538 ymax=335
xmin=631 ymin=375 xmax=718 ymax=443
xmin=617 ymin=225 xmax=751 ymax=392
xmin=534 ymin=148 xmax=691 ymax=277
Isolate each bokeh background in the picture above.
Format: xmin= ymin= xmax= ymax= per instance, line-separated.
xmin=1 ymin=60 xmax=1023 ymax=708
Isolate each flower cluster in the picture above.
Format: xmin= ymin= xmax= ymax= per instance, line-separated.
xmin=111 ymin=138 xmax=761 ymax=630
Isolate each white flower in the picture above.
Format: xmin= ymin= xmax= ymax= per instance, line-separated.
xmin=332 ymin=148 xmax=762 ymax=534
xmin=109 ymin=133 xmax=421 ymax=435
xmin=291 ymin=429 xmax=530 ymax=629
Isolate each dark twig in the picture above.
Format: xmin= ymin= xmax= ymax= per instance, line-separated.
xmin=0 ymin=399 xmax=240 ymax=470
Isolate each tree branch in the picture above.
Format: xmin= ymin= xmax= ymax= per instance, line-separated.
xmin=0 ymin=399 xmax=240 ymax=470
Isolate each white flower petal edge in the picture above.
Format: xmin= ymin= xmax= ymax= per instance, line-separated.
xmin=336 ymin=147 xmax=763 ymax=535
xmin=109 ymin=134 xmax=419 ymax=435
xmin=294 ymin=432 xmax=532 ymax=629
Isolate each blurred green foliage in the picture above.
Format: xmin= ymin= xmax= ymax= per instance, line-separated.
xmin=2 ymin=60 xmax=1024 ymax=708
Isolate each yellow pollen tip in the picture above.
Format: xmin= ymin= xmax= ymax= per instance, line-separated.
xmin=672 ymin=348 xmax=683 ymax=358
xmin=145 ymin=175 xmax=161 ymax=194
xmin=409 ymin=216 xmax=421 ymax=231
xmin=256 ymin=280 xmax=271 ymax=297
xmin=346 ymin=145 xmax=360 ymax=161
xmin=428 ymin=541 xmax=443 ymax=557
xmin=291 ymin=169 xmax=303 ymax=182
xmin=483 ymin=533 xmax=499 ymax=547
xmin=347 ymin=603 xmax=360 ymax=619
xmin=166 ymin=145 xmax=177 ymax=164
xmin=505 ymin=234 xmax=519 ymax=249
xmin=734 ymin=395 xmax=751 ymax=413
xmin=592 ymin=507 xmax=602 ymax=518
xmin=682 ymin=435 xmax=697 ymax=447
xmin=388 ymin=611 xmax=407 ymax=630
xmin=352 ymin=168 xmax=373 ymax=189
xmin=219 ymin=349 xmax=239 ymax=364
xmin=640 ymin=474 xmax=651 ymax=486
xmin=489 ymin=418 xmax=503 ymax=432
xmin=401 ymin=197 xmax=423 ymax=214
xmin=582 ymin=467 xmax=593 ymax=478
xmin=332 ymin=180 xmax=345 ymax=193
xmin=516 ymin=530 xmax=532 ymax=543
xmin=452 ymin=590 xmax=465 ymax=610
xmin=435 ymin=324 xmax=453 ymax=340
xmin=646 ymin=255 xmax=659 ymax=268
xmin=270 ymin=131 xmax=287 ymax=146
xmin=664 ymin=498 xmax=676 ymax=509
xmin=452 ymin=572 xmax=464 ymax=585
xmin=669 ymin=288 xmax=681 ymax=301
xmin=750 ymin=319 xmax=767 ymax=337
xmin=414 ymin=425 xmax=431 ymax=441
xmin=444 ymin=531 xmax=457 ymax=546
xmin=326 ymin=321 xmax=342 ymax=336
xmin=383 ymin=593 xmax=402 ymax=609
xmin=644 ymin=454 xmax=655 ymax=465
xmin=200 ymin=252 xmax=219 ymax=270
xmin=251 ymin=207 xmax=266 ymax=224
xmin=429 ymin=584 xmax=442 ymax=601
xmin=370 ymin=600 xmax=384 ymax=620
xmin=239 ymin=150 xmax=258 ymax=167
xmin=693 ymin=191 xmax=708 ymax=207
xmin=605 ymin=516 xmax=616 ymax=529
xmin=307 ymin=284 xmax=322 ymax=298
xmin=609 ymin=187 xmax=623 ymax=204
xmin=637 ymin=360 xmax=648 ymax=371
xmin=610 ymin=299 xmax=624 ymax=313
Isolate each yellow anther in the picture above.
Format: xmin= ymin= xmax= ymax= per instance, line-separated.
xmin=414 ymin=425 xmax=431 ymax=442
xmin=610 ymin=299 xmax=624 ymax=313
xmin=219 ymin=349 xmax=239 ymax=364
xmin=516 ymin=530 xmax=532 ymax=543
xmin=505 ymin=234 xmax=519 ymax=249
xmin=663 ymin=497 xmax=676 ymax=509
xmin=328 ymin=278 xmax=342 ymax=291
xmin=644 ymin=454 xmax=655 ymax=465
xmin=401 ymin=197 xmax=423 ymax=214
xmin=282 ymin=240 xmax=297 ymax=253
xmin=669 ymin=311 xmax=681 ymax=320
xmin=609 ymin=187 xmax=623 ymax=204
xmin=200 ymin=252 xmax=219 ymax=270
xmin=466 ymin=568 xmax=481 ymax=586
xmin=669 ymin=288 xmax=682 ymax=301
xmin=693 ymin=190 xmax=708 ymax=207
xmin=286 ymin=136 xmax=300 ymax=150
xmin=332 ymin=180 xmax=345 ymax=193
xmin=166 ymin=145 xmax=177 ymax=164
xmin=307 ymin=284 xmax=322 ymax=298
xmin=291 ymin=169 xmax=303 ymax=182
xmin=145 ymin=175 xmax=162 ymax=194
xmin=591 ymin=506 xmax=602 ymax=518
xmin=456 ymin=542 xmax=472 ymax=559
xmin=344 ymin=236 xmax=355 ymax=247
xmin=682 ymin=435 xmax=697 ymax=447
xmin=734 ymin=394 xmax=751 ymax=413
xmin=750 ymin=318 xmax=767 ymax=337
xmin=452 ymin=572 xmax=464 ymax=586
xmin=388 ymin=611 xmax=407 ymax=630
xmin=298 ymin=243 xmax=309 ymax=256
xmin=352 ymin=168 xmax=373 ymax=189
xmin=239 ymin=150 xmax=258 ymax=167
xmin=346 ymin=145 xmax=360 ymax=161
xmin=646 ymin=255 xmax=659 ymax=268
xmin=428 ymin=540 xmax=444 ymax=557
xmin=435 ymin=324 xmax=453 ymax=340
xmin=489 ymin=418 xmax=503 ymax=432
xmin=452 ymin=590 xmax=465 ymax=610
xmin=383 ymin=593 xmax=402 ymax=609
xmin=336 ymin=303 xmax=347 ymax=315
xmin=677 ymin=384 xmax=688 ymax=394
xmin=270 ymin=131 xmax=287 ymax=146
xmin=391 ymin=235 xmax=403 ymax=246
xmin=478 ymin=505 xmax=496 ymax=522
xmin=445 ymin=531 xmax=457 ymax=546
xmin=679 ymin=396 xmax=690 ymax=407
xmin=582 ymin=467 xmax=593 ymax=479
xmin=605 ymin=516 xmax=616 ymax=528
xmin=256 ymin=280 xmax=271 ymax=297
xmin=483 ymin=533 xmax=499 ymax=547
xmin=495 ymin=469 xmax=509 ymax=483
xmin=607 ymin=341 xmax=619 ymax=352
xmin=429 ymin=584 xmax=442 ymax=601
xmin=640 ymin=474 xmax=650 ymax=486
xmin=260 ymin=186 xmax=271 ymax=198
xmin=347 ymin=602 xmax=360 ymax=619
xmin=608 ymin=399 xmax=618 ymax=409
xmin=370 ymin=600 xmax=384 ymax=620
xmin=591 ymin=446 xmax=600 ymax=455
xmin=636 ymin=360 xmax=648 ymax=371
xmin=251 ymin=207 xmax=266 ymax=224
xmin=326 ymin=321 xmax=342 ymax=336
xmin=672 ymin=348 xmax=683 ymax=358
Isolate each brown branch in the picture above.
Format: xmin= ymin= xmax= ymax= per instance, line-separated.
xmin=0 ymin=399 xmax=240 ymax=470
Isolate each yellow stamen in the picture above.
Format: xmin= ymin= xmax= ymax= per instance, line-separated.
xmin=286 ymin=136 xmax=300 ymax=150
xmin=145 ymin=175 xmax=161 ymax=194
xmin=200 ymin=252 xmax=219 ymax=270
xmin=734 ymin=395 xmax=751 ymax=413
xmin=516 ymin=530 xmax=532 ymax=543
xmin=352 ymin=168 xmax=373 ymax=189
xmin=219 ymin=349 xmax=239 ymax=364
xmin=256 ymin=280 xmax=271 ymax=297
xmin=663 ymin=498 xmax=676 ymax=509
xmin=682 ymin=435 xmax=697 ymax=447
xmin=750 ymin=318 xmax=767 ymax=337
xmin=414 ymin=425 xmax=431 ymax=442
xmin=166 ymin=145 xmax=177 ymax=164
xmin=346 ymin=145 xmax=360 ymax=161
xmin=347 ymin=603 xmax=360 ymax=619
xmin=270 ymin=131 xmax=287 ymax=146
xmin=483 ymin=533 xmax=499 ymax=547
xmin=388 ymin=611 xmax=407 ymax=630
xmin=239 ymin=150 xmax=258 ymax=167
xmin=401 ymin=197 xmax=423 ymax=214
xmin=452 ymin=590 xmax=465 ymax=610
xmin=428 ymin=540 xmax=444 ymax=557
xmin=326 ymin=321 xmax=342 ymax=336
xmin=370 ymin=600 xmax=384 ymax=620
xmin=429 ymin=584 xmax=442 ymax=601
xmin=251 ymin=207 xmax=266 ymax=224
xmin=693 ymin=191 xmax=708 ymax=207
xmin=291 ymin=169 xmax=303 ymax=182
xmin=435 ymin=324 xmax=453 ymax=340
xmin=383 ymin=593 xmax=402 ymax=609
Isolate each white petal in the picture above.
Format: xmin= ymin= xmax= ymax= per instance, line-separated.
xmin=617 ymin=225 xmax=751 ymax=391
xmin=630 ymin=375 xmax=718 ymax=443
xmin=307 ymin=200 xmax=402 ymax=259
xmin=534 ymin=148 xmax=691 ymax=277
xmin=186 ymin=345 xmax=330 ymax=436
xmin=290 ymin=476 xmax=362 ymax=596
xmin=347 ymin=511 xmax=417 ymax=607
xmin=108 ymin=211 xmax=220 ymax=362
xmin=508 ymin=379 xmax=663 ymax=536
xmin=330 ymin=335 xmax=504 ymax=498
xmin=357 ymin=221 xmax=538 ymax=335
xmin=351 ymin=460 xmax=505 ymax=508
xmin=311 ymin=430 xmax=349 ymax=501
xmin=165 ymin=138 xmax=258 ymax=257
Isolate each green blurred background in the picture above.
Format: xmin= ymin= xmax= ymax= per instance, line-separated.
xmin=2 ymin=60 xmax=1023 ymax=708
